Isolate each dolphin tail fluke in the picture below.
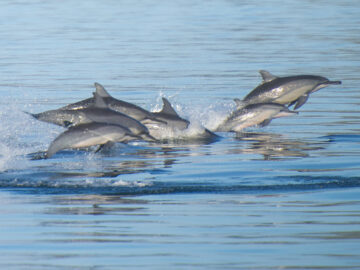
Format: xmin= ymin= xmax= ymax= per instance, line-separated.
xmin=23 ymin=111 xmax=39 ymax=119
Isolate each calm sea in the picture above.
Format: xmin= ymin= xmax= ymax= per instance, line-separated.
xmin=0 ymin=0 xmax=359 ymax=269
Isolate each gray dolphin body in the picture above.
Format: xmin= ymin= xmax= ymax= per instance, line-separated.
xmin=142 ymin=97 xmax=190 ymax=139
xmin=29 ymin=93 xmax=156 ymax=141
xmin=146 ymin=97 xmax=219 ymax=140
xmin=151 ymin=97 xmax=190 ymax=130
xmin=47 ymin=123 xmax=139 ymax=158
xmin=243 ymin=70 xmax=342 ymax=109
xmin=216 ymin=102 xmax=298 ymax=132
xmin=60 ymin=83 xmax=163 ymax=125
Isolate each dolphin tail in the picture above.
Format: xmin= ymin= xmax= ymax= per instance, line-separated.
xmin=23 ymin=111 xmax=39 ymax=119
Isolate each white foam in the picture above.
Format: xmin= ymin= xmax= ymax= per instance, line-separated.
xmin=83 ymin=178 xmax=152 ymax=188
xmin=0 ymin=98 xmax=59 ymax=172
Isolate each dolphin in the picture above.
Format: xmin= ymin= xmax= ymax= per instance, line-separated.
xmin=145 ymin=97 xmax=219 ymax=140
xmin=46 ymin=123 xmax=140 ymax=158
xmin=28 ymin=92 xmax=156 ymax=142
xmin=60 ymin=83 xmax=164 ymax=125
xmin=151 ymin=97 xmax=190 ymax=130
xmin=216 ymin=101 xmax=298 ymax=132
xmin=243 ymin=70 xmax=342 ymax=109
xmin=142 ymin=97 xmax=190 ymax=139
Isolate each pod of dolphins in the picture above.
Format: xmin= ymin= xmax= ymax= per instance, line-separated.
xmin=27 ymin=70 xmax=341 ymax=158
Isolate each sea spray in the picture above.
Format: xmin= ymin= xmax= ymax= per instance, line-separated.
xmin=0 ymin=98 xmax=61 ymax=172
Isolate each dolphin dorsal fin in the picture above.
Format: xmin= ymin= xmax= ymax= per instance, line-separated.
xmin=94 ymin=82 xmax=111 ymax=98
xmin=93 ymin=92 xmax=108 ymax=109
xmin=160 ymin=97 xmax=179 ymax=116
xmin=259 ymin=70 xmax=277 ymax=82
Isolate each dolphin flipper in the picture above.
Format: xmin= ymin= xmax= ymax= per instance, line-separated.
xmin=293 ymin=94 xmax=309 ymax=110
xmin=259 ymin=119 xmax=272 ymax=127
xmin=95 ymin=141 xmax=116 ymax=153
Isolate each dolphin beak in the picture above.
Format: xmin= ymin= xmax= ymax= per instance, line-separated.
xmin=327 ymin=80 xmax=342 ymax=85
xmin=313 ymin=80 xmax=342 ymax=92
xmin=275 ymin=110 xmax=299 ymax=118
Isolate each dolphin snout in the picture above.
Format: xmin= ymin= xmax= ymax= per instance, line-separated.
xmin=327 ymin=80 xmax=342 ymax=85
xmin=276 ymin=110 xmax=299 ymax=118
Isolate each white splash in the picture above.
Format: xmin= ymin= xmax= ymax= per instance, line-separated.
xmin=0 ymin=98 xmax=59 ymax=172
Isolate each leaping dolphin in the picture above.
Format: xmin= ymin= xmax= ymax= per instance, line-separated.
xmin=216 ymin=101 xmax=298 ymax=132
xmin=243 ymin=70 xmax=342 ymax=109
xmin=60 ymin=83 xmax=164 ymax=125
xmin=145 ymin=97 xmax=219 ymax=141
xmin=28 ymin=92 xmax=156 ymax=142
xmin=46 ymin=123 xmax=140 ymax=158
xmin=151 ymin=97 xmax=190 ymax=130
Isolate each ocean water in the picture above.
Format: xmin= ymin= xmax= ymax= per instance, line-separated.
xmin=0 ymin=0 xmax=360 ymax=269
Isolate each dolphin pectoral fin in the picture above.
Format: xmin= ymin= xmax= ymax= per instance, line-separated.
xmin=288 ymin=100 xmax=297 ymax=108
xmin=293 ymin=95 xmax=309 ymax=110
xmin=259 ymin=119 xmax=272 ymax=127
xmin=259 ymin=70 xmax=278 ymax=82
xmin=95 ymin=141 xmax=115 ymax=153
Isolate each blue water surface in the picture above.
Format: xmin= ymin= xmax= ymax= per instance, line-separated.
xmin=0 ymin=0 xmax=360 ymax=269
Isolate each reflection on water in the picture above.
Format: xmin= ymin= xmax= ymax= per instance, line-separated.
xmin=233 ymin=132 xmax=326 ymax=160
xmin=1 ymin=190 xmax=359 ymax=269
xmin=0 ymin=132 xmax=330 ymax=189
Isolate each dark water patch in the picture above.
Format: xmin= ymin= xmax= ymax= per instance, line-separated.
xmin=1 ymin=175 xmax=360 ymax=196
xmin=322 ymin=133 xmax=360 ymax=143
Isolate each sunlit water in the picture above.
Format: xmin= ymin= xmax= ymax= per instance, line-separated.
xmin=0 ymin=0 xmax=360 ymax=269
